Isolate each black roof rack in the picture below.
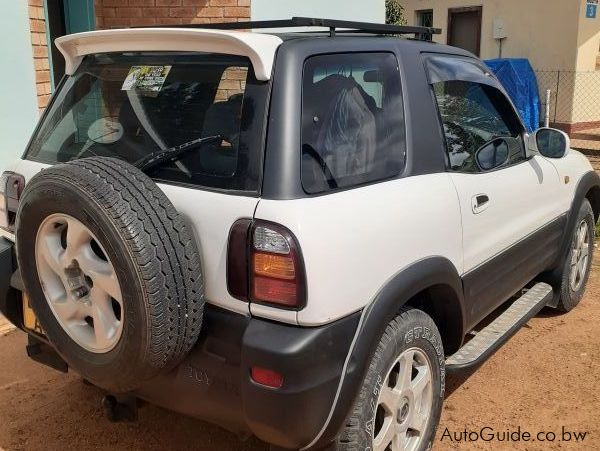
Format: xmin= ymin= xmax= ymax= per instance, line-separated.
xmin=165 ymin=16 xmax=441 ymax=39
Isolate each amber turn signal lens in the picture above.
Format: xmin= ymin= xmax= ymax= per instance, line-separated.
xmin=254 ymin=253 xmax=295 ymax=280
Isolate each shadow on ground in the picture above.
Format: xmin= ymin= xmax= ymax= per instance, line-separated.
xmin=0 ymin=331 xmax=268 ymax=451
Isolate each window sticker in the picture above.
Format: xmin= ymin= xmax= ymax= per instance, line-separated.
xmin=121 ymin=65 xmax=172 ymax=95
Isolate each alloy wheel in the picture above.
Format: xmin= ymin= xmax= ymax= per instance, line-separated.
xmin=372 ymin=347 xmax=434 ymax=451
xmin=570 ymin=219 xmax=591 ymax=292
xmin=35 ymin=214 xmax=123 ymax=353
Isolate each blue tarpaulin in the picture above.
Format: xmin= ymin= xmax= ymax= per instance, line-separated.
xmin=484 ymin=58 xmax=540 ymax=132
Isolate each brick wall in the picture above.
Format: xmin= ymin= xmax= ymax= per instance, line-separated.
xmin=94 ymin=0 xmax=252 ymax=103
xmin=94 ymin=0 xmax=250 ymax=29
xmin=216 ymin=66 xmax=247 ymax=100
xmin=29 ymin=0 xmax=52 ymax=113
xmin=26 ymin=0 xmax=250 ymax=114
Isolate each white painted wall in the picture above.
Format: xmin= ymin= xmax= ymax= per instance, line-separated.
xmin=0 ymin=2 xmax=39 ymax=170
xmin=401 ymin=0 xmax=581 ymax=70
xmin=252 ymin=0 xmax=385 ymax=24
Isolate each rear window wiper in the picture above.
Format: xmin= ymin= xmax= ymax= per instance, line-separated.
xmin=135 ymin=135 xmax=223 ymax=172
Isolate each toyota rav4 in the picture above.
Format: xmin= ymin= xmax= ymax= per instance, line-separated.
xmin=0 ymin=17 xmax=598 ymax=451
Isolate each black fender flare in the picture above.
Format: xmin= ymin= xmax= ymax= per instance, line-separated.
xmin=304 ymin=256 xmax=464 ymax=450
xmin=546 ymin=170 xmax=600 ymax=288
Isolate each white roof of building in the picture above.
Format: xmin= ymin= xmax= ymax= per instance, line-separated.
xmin=55 ymin=28 xmax=283 ymax=81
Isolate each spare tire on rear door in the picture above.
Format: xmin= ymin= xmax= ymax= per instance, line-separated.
xmin=16 ymin=157 xmax=204 ymax=393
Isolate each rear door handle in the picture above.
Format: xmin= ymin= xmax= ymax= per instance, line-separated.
xmin=472 ymin=194 xmax=490 ymax=214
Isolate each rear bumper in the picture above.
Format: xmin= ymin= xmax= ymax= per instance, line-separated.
xmin=0 ymin=237 xmax=361 ymax=450
xmin=137 ymin=306 xmax=360 ymax=449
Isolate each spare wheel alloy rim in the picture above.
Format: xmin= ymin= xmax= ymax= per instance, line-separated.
xmin=35 ymin=213 xmax=124 ymax=353
xmin=372 ymin=347 xmax=434 ymax=451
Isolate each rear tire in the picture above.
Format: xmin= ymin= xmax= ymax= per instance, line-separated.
xmin=557 ymin=199 xmax=595 ymax=312
xmin=16 ymin=157 xmax=204 ymax=392
xmin=335 ymin=308 xmax=445 ymax=451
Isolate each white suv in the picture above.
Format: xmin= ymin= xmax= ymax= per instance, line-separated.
xmin=0 ymin=17 xmax=598 ymax=451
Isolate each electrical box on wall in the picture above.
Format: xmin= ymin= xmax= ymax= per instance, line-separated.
xmin=493 ymin=18 xmax=507 ymax=39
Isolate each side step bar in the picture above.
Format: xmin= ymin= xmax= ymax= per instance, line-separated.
xmin=446 ymin=282 xmax=553 ymax=373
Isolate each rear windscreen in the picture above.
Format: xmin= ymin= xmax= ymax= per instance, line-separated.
xmin=26 ymin=52 xmax=268 ymax=193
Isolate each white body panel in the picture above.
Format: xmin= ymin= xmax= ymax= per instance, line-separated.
xmin=5 ymin=149 xmax=594 ymax=327
xmin=547 ymin=150 xmax=596 ymax=212
xmin=449 ymin=155 xmax=568 ymax=272
xmin=8 ymin=159 xmax=258 ymax=317
xmin=55 ymin=28 xmax=282 ymax=81
xmin=255 ymin=174 xmax=463 ymax=326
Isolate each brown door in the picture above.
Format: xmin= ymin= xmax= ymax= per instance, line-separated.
xmin=447 ymin=7 xmax=482 ymax=56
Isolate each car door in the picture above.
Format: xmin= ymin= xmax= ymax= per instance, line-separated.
xmin=426 ymin=54 xmax=565 ymax=327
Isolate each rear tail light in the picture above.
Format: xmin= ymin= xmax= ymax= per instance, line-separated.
xmin=227 ymin=219 xmax=252 ymax=300
xmin=0 ymin=172 xmax=25 ymax=232
xmin=253 ymin=253 xmax=295 ymax=279
xmin=227 ymin=220 xmax=306 ymax=309
xmin=253 ymin=226 xmax=290 ymax=254
xmin=253 ymin=276 xmax=298 ymax=306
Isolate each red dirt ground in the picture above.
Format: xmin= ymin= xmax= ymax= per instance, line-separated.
xmin=0 ymin=253 xmax=599 ymax=451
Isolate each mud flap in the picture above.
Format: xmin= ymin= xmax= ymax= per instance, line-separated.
xmin=26 ymin=334 xmax=68 ymax=373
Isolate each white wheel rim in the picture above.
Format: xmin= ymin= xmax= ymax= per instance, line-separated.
xmin=35 ymin=214 xmax=123 ymax=353
xmin=372 ymin=348 xmax=434 ymax=451
xmin=569 ymin=220 xmax=590 ymax=292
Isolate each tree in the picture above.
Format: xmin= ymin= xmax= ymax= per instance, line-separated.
xmin=385 ymin=0 xmax=406 ymax=25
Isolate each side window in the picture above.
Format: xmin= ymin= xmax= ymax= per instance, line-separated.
xmin=301 ymin=53 xmax=406 ymax=194
xmin=432 ymin=80 xmax=525 ymax=173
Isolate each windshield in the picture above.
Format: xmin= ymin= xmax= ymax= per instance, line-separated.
xmin=26 ymin=52 xmax=268 ymax=193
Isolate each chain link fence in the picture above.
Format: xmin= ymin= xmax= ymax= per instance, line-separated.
xmin=535 ymin=70 xmax=600 ymax=151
